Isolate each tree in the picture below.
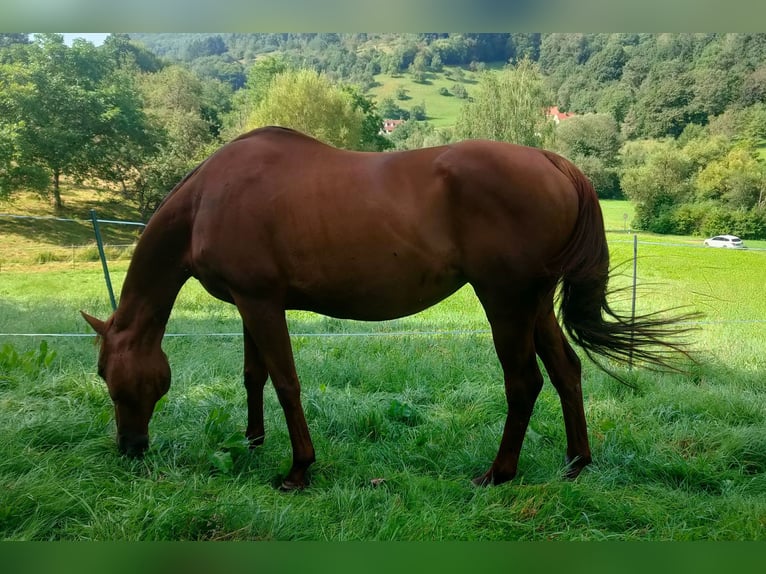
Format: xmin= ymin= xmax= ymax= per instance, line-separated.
xmin=554 ymin=113 xmax=622 ymax=160
xmin=88 ymin=65 xmax=161 ymax=201
xmin=389 ymin=120 xmax=452 ymax=151
xmin=225 ymin=55 xmax=290 ymax=136
xmin=378 ymin=96 xmax=409 ymax=120
xmin=620 ymin=139 xmax=695 ymax=231
xmin=451 ymin=83 xmax=468 ymax=99
xmin=695 ymin=144 xmax=766 ymax=210
xmin=0 ymin=34 xmax=155 ymax=210
xmin=553 ymin=113 xmax=623 ymax=198
xmin=101 ymin=33 xmax=163 ymax=73
xmin=410 ymin=101 xmax=427 ymax=121
xmin=584 ymin=43 xmax=628 ymax=82
xmin=183 ymin=35 xmax=227 ymax=61
xmin=0 ymin=34 xmax=30 ymax=48
xmin=342 ymin=86 xmax=393 ymax=151
xmin=739 ymin=65 xmax=766 ymax=107
xmin=247 ymin=69 xmax=367 ymax=150
xmin=408 ymin=52 xmax=428 ymax=83
xmin=133 ymin=65 xmax=222 ymax=217
xmin=454 ymin=59 xmax=553 ymax=147
xmin=595 ymin=83 xmax=634 ymax=124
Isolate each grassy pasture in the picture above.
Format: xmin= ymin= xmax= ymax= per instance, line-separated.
xmin=367 ymin=64 xmax=498 ymax=128
xmin=1 ymin=195 xmax=765 ymax=540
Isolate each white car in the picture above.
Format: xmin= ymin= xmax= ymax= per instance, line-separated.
xmin=703 ymin=235 xmax=745 ymax=249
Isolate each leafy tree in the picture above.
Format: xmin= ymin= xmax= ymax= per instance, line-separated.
xmin=554 ymin=113 xmax=622 ymax=160
xmin=739 ymin=65 xmax=766 ymax=107
xmin=455 ymin=59 xmax=553 ymax=147
xmin=451 ymin=83 xmax=468 ymax=99
xmin=595 ymin=83 xmax=634 ymax=123
xmin=0 ymin=34 xmax=155 ymax=209
xmin=553 ymin=113 xmax=622 ymax=198
xmin=102 ymin=34 xmax=163 ymax=73
xmin=620 ymin=139 xmax=694 ymax=231
xmin=622 ymin=62 xmax=699 ymax=138
xmin=88 ymin=65 xmax=161 ymax=200
xmin=378 ymin=96 xmax=409 ymax=120
xmin=430 ymin=53 xmax=443 ymax=72
xmin=246 ymin=69 xmax=367 ymax=150
xmin=342 ymin=86 xmax=393 ymax=151
xmin=410 ymin=102 xmax=427 ymax=121
xmin=695 ymin=144 xmax=766 ymax=210
xmin=133 ymin=65 xmax=222 ymax=217
xmin=0 ymin=33 xmax=30 ymax=48
xmin=189 ymin=55 xmax=246 ymax=90
xmin=409 ymin=52 xmax=428 ymax=83
xmin=225 ymin=55 xmax=290 ymax=136
xmin=389 ymin=120 xmax=452 ymax=151
xmin=511 ymin=33 xmax=541 ymax=62
xmin=183 ymin=35 xmax=227 ymax=61
xmin=584 ymin=43 xmax=628 ymax=82
xmin=539 ymin=33 xmax=592 ymax=76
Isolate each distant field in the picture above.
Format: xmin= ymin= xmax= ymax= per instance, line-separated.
xmin=368 ymin=64 xmax=499 ymax=128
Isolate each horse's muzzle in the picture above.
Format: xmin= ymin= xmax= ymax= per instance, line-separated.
xmin=118 ymin=433 xmax=149 ymax=457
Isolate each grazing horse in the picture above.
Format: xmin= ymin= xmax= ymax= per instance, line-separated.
xmin=82 ymin=126 xmax=691 ymax=489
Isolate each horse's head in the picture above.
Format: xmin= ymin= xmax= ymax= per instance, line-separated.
xmin=81 ymin=311 xmax=171 ymax=457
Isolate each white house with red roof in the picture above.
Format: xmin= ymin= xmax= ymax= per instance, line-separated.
xmin=381 ymin=119 xmax=405 ymax=134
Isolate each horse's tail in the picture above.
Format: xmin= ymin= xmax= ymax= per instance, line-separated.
xmin=543 ymin=151 xmax=698 ymax=374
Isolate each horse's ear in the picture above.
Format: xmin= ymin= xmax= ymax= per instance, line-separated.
xmin=81 ymin=311 xmax=107 ymax=336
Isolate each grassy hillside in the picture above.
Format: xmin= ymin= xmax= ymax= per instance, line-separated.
xmin=368 ymin=64 xmax=502 ymax=128
xmin=0 ymin=185 xmax=143 ymax=271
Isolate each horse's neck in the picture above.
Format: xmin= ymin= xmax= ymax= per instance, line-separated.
xmin=112 ymin=207 xmax=192 ymax=345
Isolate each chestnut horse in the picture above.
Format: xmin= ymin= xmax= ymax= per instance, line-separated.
xmin=82 ymin=126 xmax=690 ymax=489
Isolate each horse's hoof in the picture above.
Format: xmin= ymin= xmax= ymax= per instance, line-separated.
xmin=472 ymin=467 xmax=517 ymax=486
xmin=247 ymin=434 xmax=265 ymax=448
xmin=472 ymin=470 xmax=493 ymax=487
xmin=563 ymin=455 xmax=591 ymax=479
xmin=279 ymin=479 xmax=305 ymax=492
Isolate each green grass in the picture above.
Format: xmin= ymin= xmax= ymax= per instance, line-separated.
xmin=1 ymin=194 xmax=765 ymax=541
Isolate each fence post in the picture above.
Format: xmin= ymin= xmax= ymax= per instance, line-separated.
xmin=90 ymin=209 xmax=117 ymax=311
xmin=628 ymin=234 xmax=638 ymax=369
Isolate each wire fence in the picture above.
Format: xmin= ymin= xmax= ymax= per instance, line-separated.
xmin=2 ymin=214 xmax=765 ymax=340
xmin=0 ymin=212 xmax=143 ymax=272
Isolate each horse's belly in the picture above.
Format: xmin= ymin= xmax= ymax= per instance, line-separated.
xmin=285 ymin=257 xmax=465 ymax=321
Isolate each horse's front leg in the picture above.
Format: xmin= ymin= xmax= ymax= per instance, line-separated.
xmin=243 ymin=324 xmax=269 ymax=446
xmin=235 ymin=296 xmax=316 ymax=490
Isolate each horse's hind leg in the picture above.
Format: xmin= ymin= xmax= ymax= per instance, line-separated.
xmin=534 ymin=309 xmax=592 ymax=478
xmin=234 ymin=295 xmax=315 ymax=490
xmin=243 ymin=324 xmax=269 ymax=446
xmin=473 ymin=292 xmax=544 ymax=486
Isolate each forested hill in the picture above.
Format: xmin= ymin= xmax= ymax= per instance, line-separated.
xmin=128 ymin=32 xmax=766 ymax=139
xmin=2 ymin=33 xmax=765 ymax=238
